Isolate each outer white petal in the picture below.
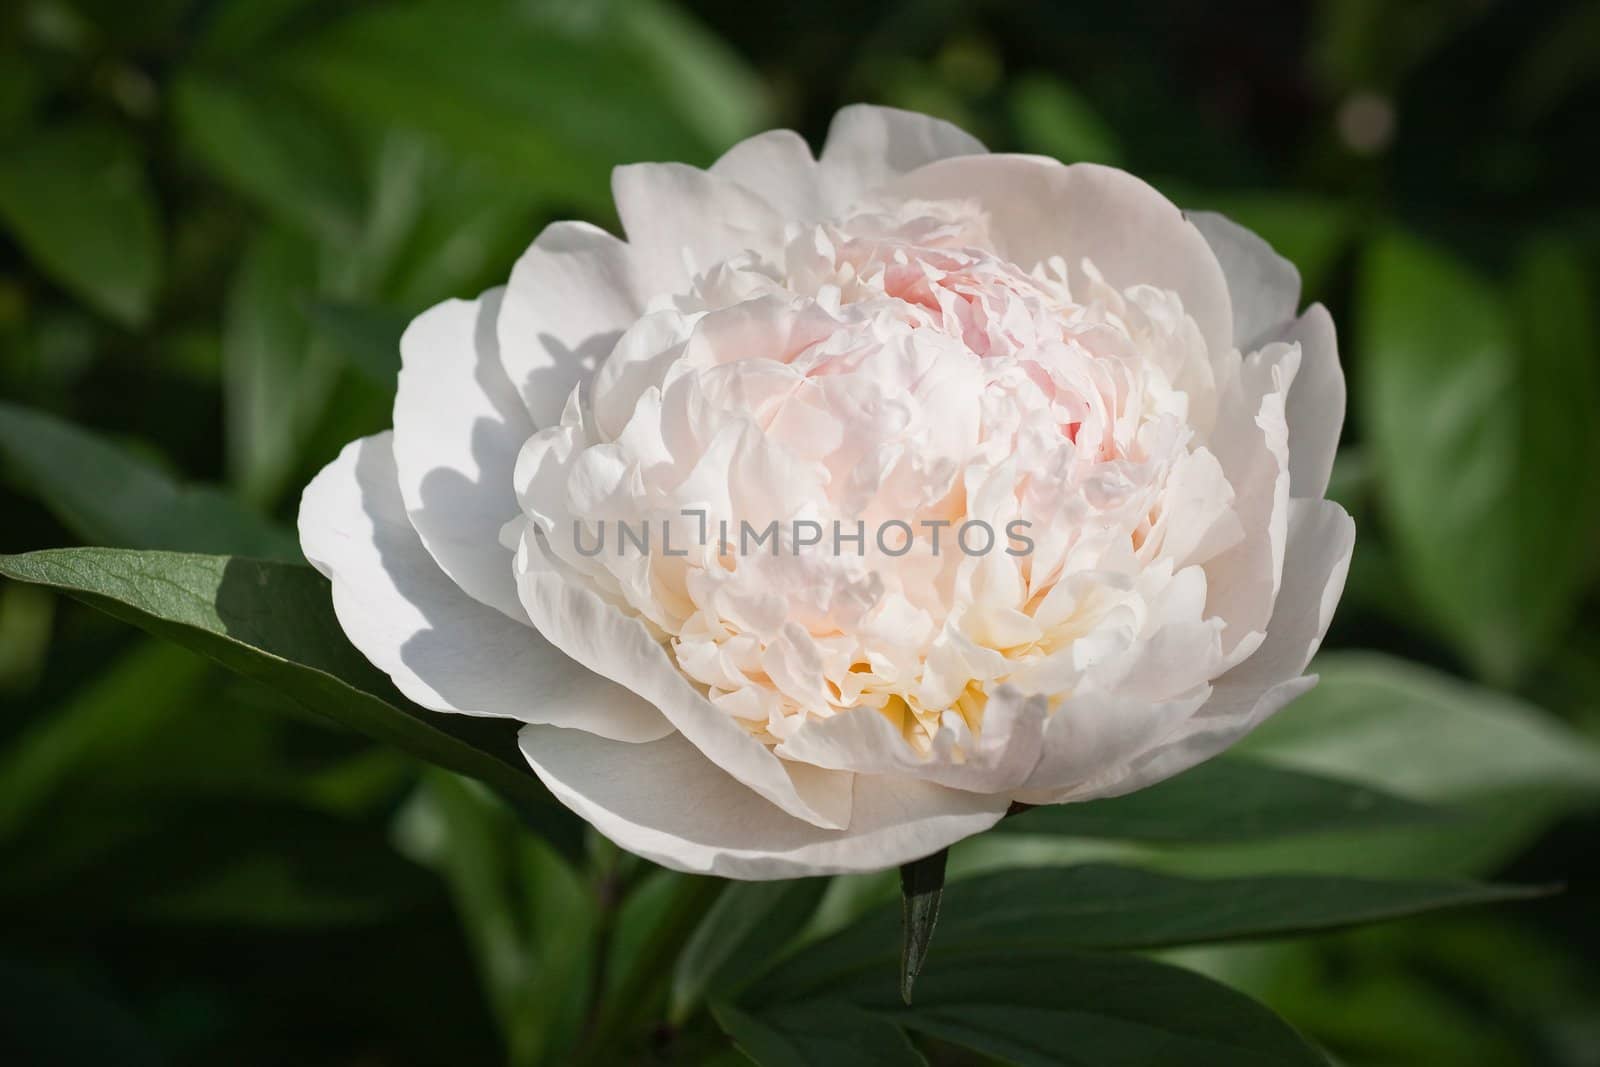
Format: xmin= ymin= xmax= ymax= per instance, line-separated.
xmin=1275 ymin=303 xmax=1344 ymax=500
xmin=1188 ymin=210 xmax=1301 ymax=352
xmin=1188 ymin=213 xmax=1344 ymax=499
xmin=519 ymin=725 xmax=1010 ymax=879
xmin=1202 ymin=342 xmax=1299 ymax=656
xmin=1084 ymin=677 xmax=1319 ymax=804
xmin=499 ymin=221 xmax=654 ymax=430
xmin=1073 ymin=496 xmax=1355 ymax=797
xmin=393 ymin=289 xmax=530 ymax=622
xmin=1209 ymin=496 xmax=1355 ymax=695
xmin=710 ymin=129 xmax=824 ymax=220
xmin=819 ymin=103 xmax=987 ymax=213
xmin=775 ymin=687 xmax=1049 ymax=793
xmin=612 ymin=162 xmax=787 ymax=290
xmin=516 ymin=550 xmax=854 ymax=831
xmin=298 ymin=433 xmax=672 ymax=743
xmin=1010 ymin=687 xmax=1211 ymax=803
xmin=888 ymin=156 xmax=1234 ymax=362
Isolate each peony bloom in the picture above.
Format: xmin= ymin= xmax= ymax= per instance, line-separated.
xmin=300 ymin=105 xmax=1354 ymax=879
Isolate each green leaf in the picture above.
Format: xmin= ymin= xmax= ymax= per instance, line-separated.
xmin=812 ymin=950 xmax=1327 ymax=1066
xmin=602 ymin=868 xmax=701 ymax=996
xmin=1194 ymin=651 xmax=1600 ymax=878
xmin=396 ymin=770 xmax=596 ymax=1066
xmin=753 ymin=865 xmax=1537 ymax=1003
xmin=1009 ymin=73 xmax=1122 ymax=165
xmin=347 ymin=131 xmax=543 ymax=310
xmin=307 ymin=299 xmax=408 ymax=389
xmin=0 ymin=548 xmax=557 ymax=819
xmin=193 ymin=0 xmax=327 ymax=60
xmin=0 ymin=643 xmax=434 ymax=925
xmin=0 ymin=579 xmax=53 ymax=691
xmin=999 ymin=756 xmax=1439 ymax=843
xmin=55 ymin=0 xmax=192 ymax=50
xmin=581 ymin=869 xmax=722 ymax=1063
xmin=1362 ymin=233 xmax=1513 ymax=674
xmin=223 ymin=228 xmax=341 ymax=506
xmin=898 ymin=849 xmax=947 ymax=1005
xmin=280 ymin=0 xmax=722 ymax=217
xmin=1323 ymin=447 xmax=1371 ymax=514
xmin=0 ymin=642 xmax=209 ymax=843
xmin=0 ymin=54 xmax=45 ymax=135
xmin=0 ymin=123 xmax=162 ymax=324
xmin=1507 ymin=238 xmax=1600 ymax=659
xmin=1359 ymin=232 xmax=1600 ymax=682
xmin=127 ymin=799 xmax=437 ymax=927
xmin=0 ymin=642 xmax=353 ymax=898
xmin=939 ymin=867 xmax=1543 ymax=953
xmin=1176 ymin=919 xmax=1585 ymax=1067
xmin=671 ymin=878 xmax=830 ymax=1024
xmin=1247 ymin=653 xmax=1600 ymax=801
xmin=614 ymin=0 xmax=770 ymax=150
xmin=0 ymin=400 xmax=300 ymax=560
xmin=713 ymin=1000 xmax=927 ymax=1067
xmin=173 ymin=73 xmax=364 ymax=238
xmin=6 ymin=793 xmax=435 ymax=927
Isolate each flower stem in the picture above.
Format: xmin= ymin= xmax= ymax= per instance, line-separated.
xmin=899 ymin=847 xmax=949 ymax=1005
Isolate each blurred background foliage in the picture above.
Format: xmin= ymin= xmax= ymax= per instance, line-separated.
xmin=1 ymin=0 xmax=1599 ymax=1064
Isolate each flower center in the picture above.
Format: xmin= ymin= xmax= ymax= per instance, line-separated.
xmin=519 ymin=200 xmax=1239 ymax=752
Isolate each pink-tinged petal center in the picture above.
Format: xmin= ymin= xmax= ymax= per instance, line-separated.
xmin=515 ymin=197 xmax=1255 ymax=758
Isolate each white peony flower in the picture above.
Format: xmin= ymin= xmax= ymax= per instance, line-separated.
xmin=299 ymin=105 xmax=1354 ymax=879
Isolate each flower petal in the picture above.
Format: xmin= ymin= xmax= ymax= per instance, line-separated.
xmin=515 ymin=544 xmax=855 ymax=830
xmin=612 ymin=162 xmax=786 ymax=290
xmin=1202 ymin=342 xmax=1299 ymax=656
xmin=1276 ymin=303 xmax=1344 ymax=500
xmin=711 ymin=129 xmax=824 ymax=220
xmin=499 ymin=221 xmax=654 ymax=429
xmin=1211 ymin=496 xmax=1355 ymax=695
xmin=819 ymin=103 xmax=987 ymax=213
xmin=775 ymin=686 xmax=1049 ymax=794
xmin=393 ymin=289 xmax=531 ymax=622
xmin=1187 ymin=213 xmax=1343 ymax=499
xmin=299 ymin=433 xmax=672 ymax=742
xmin=519 ymin=724 xmax=1010 ymax=879
xmin=1010 ymin=687 xmax=1211 ymax=803
xmin=1188 ymin=210 xmax=1301 ymax=352
xmin=888 ymin=156 xmax=1234 ymax=364
xmin=1076 ymin=496 xmax=1355 ymax=797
